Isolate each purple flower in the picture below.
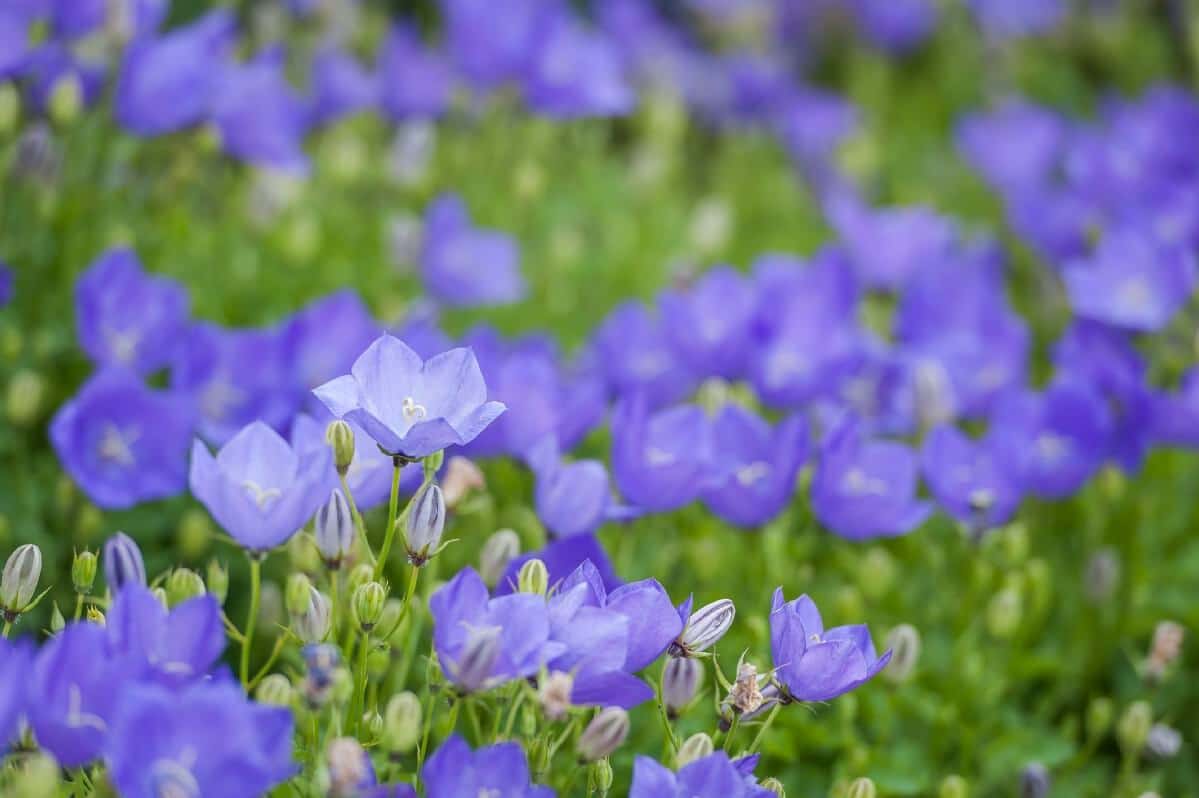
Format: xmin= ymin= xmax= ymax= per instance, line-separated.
xmin=0 ymin=262 xmax=13 ymax=307
xmin=750 ymin=249 xmax=859 ymax=341
xmin=592 ymin=302 xmax=697 ymax=408
xmin=51 ymin=0 xmax=162 ymax=39
xmin=826 ymin=190 xmax=957 ymax=291
xmin=523 ymin=15 xmax=634 ymax=118
xmin=750 ymin=308 xmax=864 ymax=410
xmin=769 ymin=589 xmax=891 ymax=702
xmin=528 ymin=437 xmax=636 ymax=539
xmin=313 ymin=334 xmax=506 ymax=458
xmin=0 ymin=637 xmax=32 ymax=747
xmin=420 ymin=194 xmax=525 ymax=307
xmin=75 ymin=248 xmax=190 ymax=374
xmin=631 ymin=751 xmax=775 ymax=798
xmin=0 ymin=8 xmax=37 ymax=79
xmin=612 ymin=397 xmax=713 ymax=512
xmin=431 ymin=568 xmax=565 ymax=693
xmin=291 ymin=414 xmax=421 ymax=511
xmin=307 ymin=46 xmax=378 ymax=127
xmin=1006 ymin=186 xmax=1100 ymax=265
xmin=851 ymin=0 xmax=938 ymax=55
xmin=105 ymin=585 xmax=224 ymax=687
xmin=211 ymin=52 xmax=309 ymax=173
xmin=921 ymin=424 xmax=1022 ymax=529
xmin=377 ymin=26 xmax=454 ymax=121
xmin=810 ymin=417 xmax=931 ymax=539
xmin=50 ymin=371 xmax=194 ymax=509
xmin=498 ymin=534 xmax=621 ymax=597
xmin=1151 ymin=367 xmax=1199 ymax=448
xmin=968 ymin=0 xmax=1065 ymax=40
xmin=660 ymin=266 xmax=757 ymax=380
xmin=442 ymin=0 xmax=549 ymax=90
xmin=189 ymin=420 xmax=334 ymax=551
xmin=773 ymin=87 xmax=859 ymax=165
xmin=283 ymin=290 xmax=381 ymax=400
xmin=1063 ymin=230 xmax=1196 ymax=332
xmin=423 ymin=735 xmax=552 ymax=798
xmin=956 ymin=100 xmax=1066 ymax=193
xmin=702 ymin=406 xmax=808 ymax=528
xmin=21 ymin=43 xmax=105 ymax=113
xmin=106 ymin=678 xmax=294 ymax=798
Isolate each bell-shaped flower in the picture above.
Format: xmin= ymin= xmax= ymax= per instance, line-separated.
xmin=422 ymin=735 xmax=553 ymax=798
xmin=592 ymin=302 xmax=696 ymax=409
xmin=921 ymin=425 xmax=1022 ymax=530
xmin=522 ymin=14 xmax=634 ymax=119
xmin=189 ymin=420 xmax=335 ymax=551
xmin=313 ymin=334 xmax=506 ymax=458
xmin=282 ymin=290 xmax=381 ymax=402
xmin=701 ymin=406 xmax=808 ymax=528
xmin=377 ymin=25 xmax=453 ymax=121
xmin=660 ymin=266 xmax=757 ymax=380
xmin=0 ymin=638 xmax=32 ymax=746
xmin=631 ymin=751 xmax=776 ymax=798
xmin=105 ymin=585 xmax=225 ymax=687
xmin=419 ymin=194 xmax=525 ymax=307
xmin=527 ymin=437 xmax=638 ymax=539
xmin=1151 ymin=367 xmax=1199 ymax=448
xmin=307 ymin=45 xmax=378 ymax=127
xmin=612 ymin=396 xmax=713 ymax=512
xmin=210 ymin=50 xmax=310 ymax=174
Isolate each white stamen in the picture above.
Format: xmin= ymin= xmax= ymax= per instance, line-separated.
xmin=645 ymin=447 xmax=676 ymax=467
xmin=1035 ymin=433 xmax=1071 ymax=463
xmin=104 ymin=326 xmax=141 ymax=364
xmin=842 ymin=468 xmax=888 ymax=496
xmin=98 ymin=423 xmax=139 ymax=467
xmin=66 ymin=684 xmax=107 ymax=732
xmin=1118 ymin=277 xmax=1153 ymax=315
xmin=242 ymin=480 xmax=282 ymax=510
xmin=735 ymin=461 xmax=771 ymax=486
xmin=402 ymin=396 xmax=428 ymax=421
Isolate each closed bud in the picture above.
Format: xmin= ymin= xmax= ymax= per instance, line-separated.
xmin=761 ymin=777 xmax=786 ymax=797
xmin=663 ymin=656 xmax=703 ymax=717
xmin=1084 ymin=547 xmax=1120 ymax=603
xmin=882 ymin=624 xmax=920 ymax=683
xmin=591 ymin=758 xmax=614 ymax=793
xmin=71 ymin=550 xmax=97 ymax=594
xmin=518 ymin=558 xmax=549 ymax=596
xmin=1 ymin=544 xmax=42 ymax=614
xmin=315 ymin=490 xmax=355 ymax=569
xmin=256 ymin=673 xmax=294 ymax=707
xmin=11 ymin=751 xmax=61 ymax=797
xmin=985 ymin=587 xmax=1022 ymax=638
xmin=346 ymin=563 xmax=374 ymax=595
xmin=1086 ymin=697 xmax=1113 ymax=739
xmin=352 ymin=581 xmax=387 ymax=632
xmin=1019 ymin=763 xmax=1049 ymax=798
xmin=1117 ymin=701 xmax=1153 ymax=756
xmin=442 ymin=456 xmax=485 ymax=508
xmin=103 ymin=532 xmax=146 ymax=593
xmin=539 ymin=670 xmax=574 ymax=721
xmin=382 ymin=691 xmax=422 ymax=753
xmin=330 ymin=667 xmax=354 ymax=705
xmin=49 ymin=601 xmax=65 ymax=633
xmin=177 ymin=508 xmax=213 ymax=559
xmin=7 ymin=369 xmax=46 ymax=426
xmin=405 ymin=484 xmax=446 ymax=565
xmin=326 ymin=737 xmax=374 ymax=798
xmin=480 ymin=529 xmax=520 ymax=588
xmin=938 ymin=775 xmax=968 ymax=798
xmin=846 ymin=777 xmax=877 ymax=798
xmin=294 ymin=587 xmax=333 ymax=644
xmin=1146 ymin=723 xmax=1182 ymax=760
xmin=454 ymin=626 xmax=502 ymax=692
xmin=362 ymin=710 xmax=384 ymax=740
xmin=286 ymin=573 xmax=314 ymax=617
xmin=859 ymin=548 xmax=895 ymax=599
xmin=326 ymin=420 xmax=355 ymax=475
xmin=47 ymin=74 xmax=82 ymax=125
xmin=674 ymin=598 xmax=735 ymax=656
xmin=165 ymin=568 xmax=206 ymax=607
xmin=578 ymin=707 xmax=630 ymax=762
xmin=675 ymin=732 xmax=714 ymax=768
xmin=206 ymin=559 xmax=229 ymax=605
xmin=0 ymin=82 xmax=20 ymax=136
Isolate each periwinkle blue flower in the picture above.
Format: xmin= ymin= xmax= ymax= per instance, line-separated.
xmin=498 ymin=534 xmax=622 ymax=597
xmin=290 ymin=414 xmax=421 ymax=511
xmin=74 ymin=247 xmax=190 ymax=374
xmin=592 ymin=302 xmax=697 ymax=408
xmin=701 ymin=406 xmax=808 ymax=528
xmin=442 ymin=0 xmax=548 ymax=90
xmin=377 ymin=25 xmax=454 ymax=121
xmin=770 ymin=589 xmax=891 ymax=702
xmin=810 ymin=417 xmax=931 ymax=540
xmin=104 ymin=584 xmax=225 ymax=687
xmin=850 ymin=0 xmax=938 ymax=55
xmin=774 ymin=87 xmax=859 ymax=165
xmin=612 ymin=396 xmax=713 ymax=512
xmin=419 ymin=194 xmax=525 ymax=307
xmin=282 ymin=289 xmax=381 ymax=399
xmin=749 ymin=248 xmax=858 ymax=340
xmin=189 ymin=420 xmax=335 ymax=551
xmin=1150 ymin=367 xmax=1199 ymax=448
xmin=0 ymin=8 xmax=38 ymax=79
xmin=307 ymin=45 xmax=378 ymax=127
xmin=659 ymin=266 xmax=757 ymax=380
xmin=0 ymin=637 xmax=32 ymax=747
xmin=920 ymin=424 xmax=1022 ymax=529
xmin=106 ymin=678 xmax=295 ymax=798
xmin=313 ymin=334 xmax=506 ymax=458
xmin=749 ymin=307 xmax=862 ymax=411
xmin=22 ymin=43 xmax=105 ymax=113
xmin=103 ymin=531 xmax=147 ymax=593
xmin=1006 ymin=186 xmax=1099 ymax=265
xmin=423 ymin=735 xmax=553 ymax=798
xmin=523 ymin=14 xmax=634 ymax=119
xmin=210 ymin=52 xmax=310 ymax=174
xmin=968 ymin=0 xmax=1065 ymax=40
xmin=631 ymin=751 xmax=775 ymax=798
xmin=49 ymin=371 xmax=195 ymax=509
xmin=0 ymin=262 xmax=13 ymax=307
xmin=956 ymin=100 xmax=1066 ymax=193
xmin=527 ymin=437 xmax=637 ymax=539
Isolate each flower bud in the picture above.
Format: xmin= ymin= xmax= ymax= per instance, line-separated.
xmin=1145 ymin=620 xmax=1184 ymax=680
xmin=382 ymin=691 xmax=422 ymax=753
xmin=7 ymin=369 xmax=46 ymax=426
xmin=11 ymin=752 xmax=61 ymax=797
xmin=346 ymin=563 xmax=374 ymax=595
xmin=518 ymin=558 xmax=549 ymax=596
xmin=539 ymin=670 xmax=574 ymax=722
xmin=985 ymin=587 xmax=1022 ymax=638
xmin=352 ymin=581 xmax=387 ymax=632
xmin=326 ymin=737 xmax=374 ymax=798
xmin=453 ymin=626 xmax=502 ymax=692
xmin=103 ymin=532 xmax=146 ymax=593
xmin=71 ymin=550 xmax=97 ymax=594
xmin=882 ymin=624 xmax=920 ymax=684
xmin=326 ymin=420 xmax=355 ymax=475
xmin=938 ymin=775 xmax=968 ymax=798
xmin=761 ymin=777 xmax=786 ymax=797
xmin=663 ymin=656 xmax=703 ymax=717
xmin=847 ymin=777 xmax=877 ymax=798
xmin=362 ymin=710 xmax=384 ymax=740
xmin=1084 ymin=547 xmax=1120 ymax=603
xmin=314 ymin=490 xmax=355 ymax=570
xmin=165 ymin=568 xmax=206 ymax=606
xmin=1019 ymin=763 xmax=1049 ymax=798
xmin=47 ymin=74 xmax=82 ymax=126
xmin=177 ymin=508 xmax=213 ymax=560
xmin=480 ymin=529 xmax=521 ymax=588
xmin=442 ymin=456 xmax=485 ymax=508
xmin=405 ymin=484 xmax=446 ymax=565
xmin=377 ymin=598 xmax=405 ymax=640
xmin=1 ymin=543 xmax=42 ymax=614
xmin=1146 ymin=723 xmax=1182 ymax=760
xmin=675 ymin=732 xmax=714 ymax=768
xmin=256 ymin=674 xmax=294 ymax=707
xmin=330 ymin=667 xmax=354 ymax=705
xmin=1086 ymin=697 xmax=1113 ymax=740
xmin=301 ymin=643 xmax=341 ymax=706
xmin=674 ymin=598 xmax=735 ymax=656
xmin=206 ymin=559 xmax=229 ymax=605
xmin=49 ymin=601 xmax=65 ymax=634
xmin=1117 ymin=701 xmax=1152 ymax=756
xmin=858 ymin=547 xmax=895 ymax=600
xmin=286 ymin=573 xmax=314 ymax=617
xmin=577 ymin=707 xmax=630 ymax=762
xmin=294 ymin=587 xmax=333 ymax=644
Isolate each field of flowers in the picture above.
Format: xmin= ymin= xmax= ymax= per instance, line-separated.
xmin=1 ymin=1 xmax=1198 ymax=796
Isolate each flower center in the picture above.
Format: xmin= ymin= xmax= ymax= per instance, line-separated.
xmin=104 ymin=326 xmax=141 ymax=364
xmin=98 ymin=423 xmax=139 ymax=467
xmin=66 ymin=684 xmax=107 ymax=733
xmin=151 ymin=749 xmax=200 ymax=798
xmin=842 ymin=468 xmax=887 ymax=496
xmin=1035 ymin=433 xmax=1071 ymax=463
xmin=645 ymin=446 xmax=676 ymax=467
xmin=402 ymin=396 xmax=428 ymax=422
xmin=1117 ymin=276 xmax=1153 ymax=315
xmin=200 ymin=375 xmax=246 ymax=421
xmin=735 ymin=461 xmax=771 ymax=486
xmin=241 ymin=480 xmax=283 ymax=511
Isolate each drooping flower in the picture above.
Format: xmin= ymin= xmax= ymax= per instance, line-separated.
xmin=701 ymin=406 xmax=808 ymax=528
xmin=74 ymin=247 xmax=190 ymax=374
xmin=189 ymin=420 xmax=335 ymax=551
xmin=419 ymin=194 xmax=525 ymax=307
xmin=103 ymin=531 xmax=147 ymax=593
xmin=527 ymin=437 xmax=637 ymax=539
xmin=0 ymin=637 xmax=32 ymax=747
xmin=422 ymin=735 xmax=553 ymax=798
xmin=612 ymin=396 xmax=713 ymax=512
xmin=659 ymin=266 xmax=757 ymax=380
xmin=769 ymin=589 xmax=891 ymax=702
xmin=630 ymin=751 xmax=775 ymax=798
xmin=312 ymin=334 xmax=506 ymax=458
xmin=50 ymin=371 xmax=195 ymax=509
xmin=106 ymin=678 xmax=295 ymax=798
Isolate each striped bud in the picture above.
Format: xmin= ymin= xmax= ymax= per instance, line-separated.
xmin=315 ymin=490 xmax=355 ymax=569
xmin=405 ymin=484 xmax=445 ymax=565
xmin=577 ymin=708 xmax=629 ymax=762
xmin=1 ymin=543 xmax=42 ymax=613
xmin=673 ymin=599 xmax=734 ymax=656
xmin=662 ymin=656 xmax=703 ymax=717
xmin=103 ymin=532 xmax=146 ymax=593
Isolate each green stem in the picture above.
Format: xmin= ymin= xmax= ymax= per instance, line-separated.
xmin=374 ymin=462 xmax=404 ymax=581
xmin=747 ymin=703 xmax=781 ymax=755
xmin=351 ymin=632 xmax=371 ymax=735
xmin=1 ymin=620 xmax=11 ymax=638
xmin=722 ymin=714 xmax=741 ymax=753
xmin=73 ymin=593 xmax=84 ymax=621
xmin=248 ymin=634 xmax=289 ymax=691
xmin=330 ymin=569 xmax=341 ymax=648
xmin=655 ymin=661 xmax=678 ymax=757
xmin=339 ymin=472 xmax=376 ymax=567
xmin=240 ymin=555 xmax=263 ymax=687
xmin=466 ymin=699 xmax=484 ymax=745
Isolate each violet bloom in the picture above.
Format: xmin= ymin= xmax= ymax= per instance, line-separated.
xmin=51 ymin=0 xmax=165 ymax=39
xmin=377 ymin=26 xmax=454 ymax=121
xmin=1063 ymin=230 xmax=1196 ymax=332
xmin=0 ymin=262 xmax=12 ymax=307
xmin=660 ymin=266 xmax=757 ymax=380
xmin=969 ymin=0 xmax=1065 ymax=40
xmin=702 ymin=406 xmax=808 ymax=529
xmin=22 ymin=43 xmax=106 ymax=113
xmin=921 ymin=424 xmax=1022 ymax=530
xmin=0 ymin=638 xmax=32 ymax=747
xmin=592 ymin=302 xmax=697 ymax=408
xmin=190 ymin=420 xmax=335 ymax=551
xmin=75 ymin=247 xmax=190 ymax=374
xmin=1151 ymin=367 xmax=1199 ymax=448
xmin=612 ymin=396 xmax=713 ymax=512
xmin=291 ymin=414 xmax=421 ymax=511
xmin=498 ymin=534 xmax=621 ymax=597
xmin=0 ymin=7 xmax=38 ymax=79
xmin=850 ymin=0 xmax=938 ymax=55
xmin=50 ymin=371 xmax=194 ymax=509
xmin=105 ymin=584 xmax=224 ymax=687
xmin=423 ymin=735 xmax=552 ymax=798
xmin=283 ymin=290 xmax=381 ymax=399
xmin=523 ymin=15 xmax=634 ymax=119
xmin=810 ymin=417 xmax=931 ymax=540
xmin=956 ymin=100 xmax=1066 ymax=193
xmin=106 ymin=678 xmax=295 ymax=798
xmin=774 ymin=87 xmax=859 ymax=166
xmin=313 ymin=334 xmax=506 ymax=458
xmin=420 ymin=194 xmax=525 ymax=307
xmin=115 ymin=9 xmax=236 ymax=135
xmin=528 ymin=437 xmax=637 ymax=538
xmin=211 ymin=51 xmax=309 ymax=174
xmin=307 ymin=46 xmax=378 ymax=127
xmin=442 ymin=0 xmax=548 ymax=90
xmin=770 ymin=589 xmax=891 ymax=702
xmin=1006 ymin=186 xmax=1100 ymax=265
xmin=430 ymin=568 xmax=565 ymax=693
xmin=631 ymin=751 xmax=775 ymax=798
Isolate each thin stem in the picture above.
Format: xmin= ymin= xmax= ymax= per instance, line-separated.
xmin=722 ymin=713 xmax=741 ymax=753
xmin=240 ymin=554 xmax=262 ymax=687
xmin=248 ymin=634 xmax=289 ymax=691
xmin=351 ymin=632 xmax=371 ymax=735
xmin=655 ymin=661 xmax=678 ymax=757
xmin=330 ymin=569 xmax=341 ymax=648
xmin=747 ymin=703 xmax=781 ymax=755
xmin=501 ymin=687 xmax=527 ymax=740
xmin=1 ymin=620 xmax=10 ymax=638
xmin=73 ymin=593 xmax=84 ymax=621
xmin=466 ymin=699 xmax=484 ymax=745
xmin=339 ymin=472 xmax=376 ymax=566
xmin=374 ymin=462 xmax=404 ymax=581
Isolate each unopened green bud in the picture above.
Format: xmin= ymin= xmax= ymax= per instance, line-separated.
xmin=165 ymin=568 xmax=205 ymax=606
xmin=326 ymin=420 xmax=355 ymax=475
xmin=859 ymin=548 xmax=895 ymax=599
xmin=676 ymin=732 xmax=715 ymax=768
xmin=362 ymin=710 xmax=384 ymax=739
xmin=1 ymin=543 xmax=43 ymax=614
xmin=293 ymin=587 xmax=332 ymax=644
xmin=760 ymin=778 xmax=786 ymax=797
xmin=376 ymin=598 xmax=404 ymax=639
xmin=12 ymin=751 xmax=61 ymax=797
xmin=367 ymin=648 xmax=391 ymax=679
xmin=347 ymin=563 xmax=374 ymax=595
xmin=480 ymin=529 xmax=521 ymax=587
xmin=329 ymin=667 xmax=354 ymax=705
xmin=986 ymin=587 xmax=1022 ymax=638
xmin=424 ymin=449 xmax=445 ymax=475
xmin=7 ymin=369 xmax=47 ymax=425
xmin=177 ymin=508 xmax=213 ymax=560
xmin=353 ymin=581 xmax=387 ymax=631
xmin=518 ymin=558 xmax=549 ymax=596
xmin=1117 ymin=701 xmax=1152 ymax=756
xmin=48 ymin=75 xmax=82 ymax=125
xmin=151 ymin=587 xmax=168 ymax=608
xmin=0 ymin=83 xmax=20 ymax=136
xmin=206 ymin=559 xmax=229 ymax=605
xmin=256 ymin=673 xmax=294 ymax=707
xmin=49 ymin=602 xmax=65 ymax=634
xmin=591 ymin=758 xmax=614 ymax=793
xmin=1087 ymin=697 xmax=1113 ymax=740
xmin=883 ymin=624 xmax=920 ymax=683
xmin=939 ymin=775 xmax=968 ymax=798
xmin=71 ymin=550 xmax=97 ymax=594
xmin=847 ymin=777 xmax=877 ymax=798
xmin=383 ymin=691 xmax=422 ymax=753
